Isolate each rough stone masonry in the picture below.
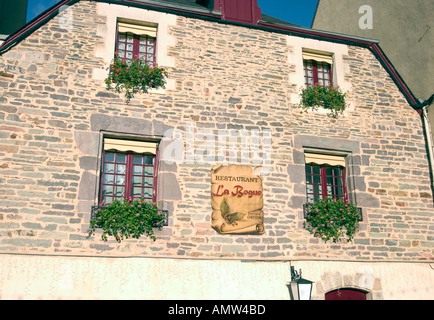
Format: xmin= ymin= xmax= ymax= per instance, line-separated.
xmin=0 ymin=1 xmax=432 ymax=263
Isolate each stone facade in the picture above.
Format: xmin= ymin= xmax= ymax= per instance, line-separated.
xmin=0 ymin=1 xmax=433 ymax=299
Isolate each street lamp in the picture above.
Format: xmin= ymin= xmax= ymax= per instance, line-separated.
xmin=287 ymin=266 xmax=314 ymax=300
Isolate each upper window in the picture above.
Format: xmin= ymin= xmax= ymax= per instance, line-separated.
xmin=100 ymin=138 xmax=159 ymax=204
xmin=303 ymin=50 xmax=333 ymax=87
xmin=116 ymin=22 xmax=157 ymax=66
xmin=304 ymin=153 xmax=347 ymax=203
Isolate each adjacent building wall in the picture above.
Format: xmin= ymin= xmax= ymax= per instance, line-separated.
xmin=313 ymin=0 xmax=434 ymax=170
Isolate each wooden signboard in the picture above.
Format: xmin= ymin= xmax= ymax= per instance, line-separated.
xmin=211 ymin=165 xmax=265 ymax=234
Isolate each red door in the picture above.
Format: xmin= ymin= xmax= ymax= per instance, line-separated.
xmin=325 ymin=289 xmax=367 ymax=300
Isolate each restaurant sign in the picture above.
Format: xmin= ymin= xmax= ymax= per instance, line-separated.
xmin=211 ymin=165 xmax=264 ymax=234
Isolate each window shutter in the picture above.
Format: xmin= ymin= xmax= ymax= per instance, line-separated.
xmin=304 ymin=153 xmax=346 ymax=167
xmin=117 ymin=22 xmax=157 ymax=38
xmin=104 ymin=138 xmax=157 ymax=155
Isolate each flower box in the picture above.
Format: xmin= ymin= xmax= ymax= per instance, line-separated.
xmin=299 ymin=84 xmax=347 ymax=117
xmin=105 ymin=53 xmax=168 ymax=103
xmin=87 ymin=198 xmax=167 ymax=242
xmin=303 ymin=198 xmax=362 ymax=243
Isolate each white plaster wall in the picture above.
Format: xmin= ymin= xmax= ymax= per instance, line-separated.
xmin=0 ymin=254 xmax=433 ymax=300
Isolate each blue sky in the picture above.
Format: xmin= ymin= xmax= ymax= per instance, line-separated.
xmin=27 ymin=0 xmax=318 ymax=27
xmin=258 ymin=0 xmax=318 ymax=28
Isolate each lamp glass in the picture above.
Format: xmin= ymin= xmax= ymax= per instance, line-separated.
xmin=298 ymin=281 xmax=312 ymax=300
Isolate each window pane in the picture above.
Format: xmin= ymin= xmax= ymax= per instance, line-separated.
xmin=127 ymin=34 xmax=134 ymax=43
xmin=144 ymin=166 xmax=154 ymax=176
xmin=102 ymin=196 xmax=113 ymax=204
xmin=133 ymin=165 xmax=142 ymax=175
xmin=104 ymin=163 xmax=114 ymax=173
xmin=133 ymin=176 xmax=142 ymax=185
xmin=103 ymin=174 xmax=114 ymax=184
xmin=133 ymin=187 xmax=142 ymax=197
xmin=105 ymin=152 xmax=115 ymax=162
xmin=307 ymin=194 xmax=314 ymax=203
xmin=143 ymin=188 xmax=153 ymax=198
xmin=102 ymin=185 xmax=113 ymax=195
xmin=115 ymin=175 xmax=125 ymax=185
xmin=116 ymin=154 xmax=126 ymax=163
xmin=118 ymin=43 xmax=125 ymax=50
xmin=115 ymin=186 xmax=125 ymax=197
xmin=116 ymin=164 xmax=126 ymax=174
xmin=144 ymin=176 xmax=153 ymax=187
xmin=144 ymin=155 xmax=154 ymax=165
xmin=314 ymin=184 xmax=322 ymax=196
xmin=133 ymin=155 xmax=143 ymax=165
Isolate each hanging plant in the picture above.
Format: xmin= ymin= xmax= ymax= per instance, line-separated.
xmin=299 ymin=84 xmax=347 ymax=117
xmin=105 ymin=53 xmax=168 ymax=103
xmin=303 ymin=197 xmax=361 ymax=243
xmin=87 ymin=198 xmax=165 ymax=243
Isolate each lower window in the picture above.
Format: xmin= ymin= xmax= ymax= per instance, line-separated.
xmin=100 ymin=138 xmax=159 ymax=204
xmin=304 ymin=152 xmax=348 ymax=202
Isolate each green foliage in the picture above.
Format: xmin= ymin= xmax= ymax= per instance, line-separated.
xmin=303 ymin=197 xmax=360 ymax=243
xmin=299 ymin=84 xmax=347 ymax=117
xmin=105 ymin=53 xmax=168 ymax=103
xmin=87 ymin=198 xmax=165 ymax=242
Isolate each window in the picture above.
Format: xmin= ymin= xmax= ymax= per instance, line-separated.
xmin=303 ymin=50 xmax=333 ymax=87
xmin=116 ymin=22 xmax=157 ymax=66
xmin=304 ymin=153 xmax=348 ymax=202
xmin=100 ymin=138 xmax=159 ymax=204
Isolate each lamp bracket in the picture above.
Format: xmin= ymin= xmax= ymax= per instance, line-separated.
xmin=291 ymin=266 xmax=302 ymax=281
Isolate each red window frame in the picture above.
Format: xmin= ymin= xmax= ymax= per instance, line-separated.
xmin=304 ymin=60 xmax=333 ymax=87
xmin=99 ymin=148 xmax=159 ymax=204
xmin=115 ymin=26 xmax=157 ymax=66
xmin=305 ymin=164 xmax=348 ymax=203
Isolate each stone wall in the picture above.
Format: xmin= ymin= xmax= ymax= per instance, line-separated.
xmin=0 ymin=1 xmax=432 ymax=262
